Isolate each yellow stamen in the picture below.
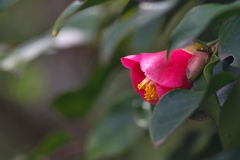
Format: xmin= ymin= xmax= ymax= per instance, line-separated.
xmin=137 ymin=77 xmax=158 ymax=101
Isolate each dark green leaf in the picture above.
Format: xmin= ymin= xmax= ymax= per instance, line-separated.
xmin=0 ymin=0 xmax=18 ymax=11
xmin=28 ymin=131 xmax=71 ymax=160
xmin=150 ymin=73 xmax=236 ymax=147
xmin=200 ymin=94 xmax=220 ymax=125
xmin=120 ymin=0 xmax=139 ymax=16
xmin=219 ymin=16 xmax=240 ymax=67
xmin=52 ymin=0 xmax=116 ymax=37
xmin=150 ymin=89 xmax=203 ymax=147
xmin=219 ymin=81 xmax=240 ymax=149
xmin=191 ymin=73 xmax=208 ymax=91
xmin=204 ymin=55 xmax=219 ymax=81
xmin=86 ymin=96 xmax=144 ymax=160
xmin=80 ymin=0 xmax=114 ymax=10
xmin=206 ymin=148 xmax=240 ymax=160
xmin=52 ymin=1 xmax=83 ymax=37
xmin=101 ymin=1 xmax=176 ymax=64
xmin=168 ymin=1 xmax=240 ymax=55
xmin=202 ymin=72 xmax=236 ymax=99
xmin=200 ymin=72 xmax=236 ymax=124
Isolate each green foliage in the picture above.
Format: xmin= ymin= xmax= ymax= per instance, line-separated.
xmin=150 ymin=89 xmax=203 ymax=147
xmin=150 ymin=72 xmax=236 ymax=147
xmin=86 ymin=96 xmax=144 ymax=160
xmin=191 ymin=73 xmax=208 ymax=91
xmin=168 ymin=1 xmax=240 ymax=55
xmin=52 ymin=1 xmax=83 ymax=37
xmin=219 ymin=81 xmax=240 ymax=149
xmin=100 ymin=1 xmax=176 ymax=64
xmin=3 ymin=0 xmax=240 ymax=159
xmin=52 ymin=0 xmax=117 ymax=37
xmin=218 ymin=16 xmax=240 ymax=67
xmin=198 ymin=73 xmax=236 ymax=125
xmin=204 ymin=55 xmax=219 ymax=81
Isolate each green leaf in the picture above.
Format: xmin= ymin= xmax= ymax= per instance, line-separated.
xmin=86 ymin=96 xmax=144 ymax=160
xmin=100 ymin=1 xmax=176 ymax=64
xmin=150 ymin=89 xmax=203 ymax=147
xmin=28 ymin=131 xmax=71 ymax=160
xmin=218 ymin=16 xmax=240 ymax=67
xmin=168 ymin=1 xmax=240 ymax=55
xmin=0 ymin=0 xmax=18 ymax=11
xmin=204 ymin=55 xmax=219 ymax=81
xmin=219 ymin=81 xmax=240 ymax=149
xmin=52 ymin=1 xmax=83 ymax=37
xmin=200 ymin=72 xmax=236 ymax=124
xmin=191 ymin=73 xmax=208 ymax=91
xmin=150 ymin=73 xmax=236 ymax=147
xmin=206 ymin=148 xmax=240 ymax=160
xmin=80 ymin=0 xmax=114 ymax=10
xmin=52 ymin=0 xmax=116 ymax=37
xmin=200 ymin=94 xmax=220 ymax=125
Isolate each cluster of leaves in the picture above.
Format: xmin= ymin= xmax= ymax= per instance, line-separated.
xmin=51 ymin=0 xmax=240 ymax=159
xmin=2 ymin=0 xmax=240 ymax=159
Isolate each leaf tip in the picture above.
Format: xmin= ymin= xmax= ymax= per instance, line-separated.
xmin=52 ymin=30 xmax=58 ymax=37
xmin=154 ymin=138 xmax=166 ymax=148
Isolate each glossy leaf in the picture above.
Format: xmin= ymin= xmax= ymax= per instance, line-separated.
xmin=86 ymin=96 xmax=144 ymax=160
xmin=52 ymin=0 xmax=116 ymax=36
xmin=191 ymin=73 xmax=208 ymax=92
xmin=0 ymin=0 xmax=18 ymax=11
xmin=218 ymin=16 xmax=240 ymax=67
xmin=150 ymin=89 xmax=203 ymax=147
xmin=219 ymin=81 xmax=240 ymax=149
xmin=200 ymin=94 xmax=220 ymax=124
xmin=80 ymin=0 xmax=114 ymax=10
xmin=204 ymin=55 xmax=219 ymax=81
xmin=150 ymin=73 xmax=236 ymax=147
xmin=200 ymin=73 xmax=236 ymax=124
xmin=212 ymin=58 xmax=238 ymax=106
xmin=52 ymin=1 xmax=83 ymax=37
xmin=101 ymin=1 xmax=176 ymax=64
xmin=168 ymin=1 xmax=240 ymax=55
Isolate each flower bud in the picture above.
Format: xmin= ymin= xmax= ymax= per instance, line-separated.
xmin=186 ymin=52 xmax=209 ymax=81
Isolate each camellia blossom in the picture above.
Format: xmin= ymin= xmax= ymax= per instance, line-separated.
xmin=121 ymin=48 xmax=208 ymax=104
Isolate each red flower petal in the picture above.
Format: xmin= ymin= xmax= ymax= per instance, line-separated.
xmin=140 ymin=49 xmax=193 ymax=88
xmin=120 ymin=55 xmax=141 ymax=69
xmin=155 ymin=85 xmax=172 ymax=102
xmin=121 ymin=49 xmax=194 ymax=105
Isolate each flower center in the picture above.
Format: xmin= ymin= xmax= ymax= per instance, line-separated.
xmin=137 ymin=77 xmax=158 ymax=101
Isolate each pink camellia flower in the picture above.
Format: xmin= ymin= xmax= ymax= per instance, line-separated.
xmin=121 ymin=48 xmax=208 ymax=104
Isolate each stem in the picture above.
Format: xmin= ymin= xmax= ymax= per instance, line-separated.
xmin=206 ymin=39 xmax=218 ymax=46
xmin=211 ymin=42 xmax=219 ymax=56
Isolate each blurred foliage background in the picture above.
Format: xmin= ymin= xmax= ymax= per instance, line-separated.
xmin=0 ymin=0 xmax=240 ymax=160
